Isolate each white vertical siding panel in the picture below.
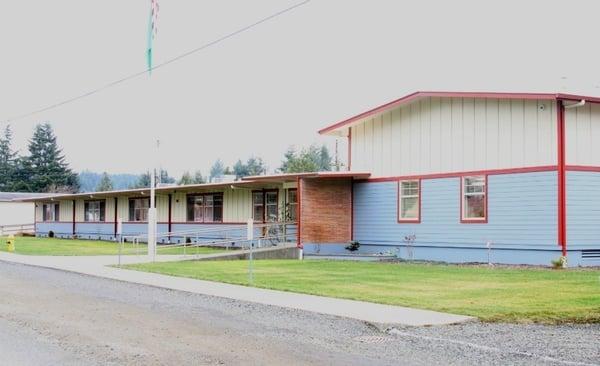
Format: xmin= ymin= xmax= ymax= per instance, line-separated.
xmin=400 ymin=107 xmax=410 ymax=174
xmin=523 ymin=100 xmax=539 ymax=166
xmin=439 ymin=98 xmax=453 ymax=172
xmin=381 ymin=112 xmax=392 ymax=176
xmin=420 ymin=98 xmax=432 ymax=174
xmin=498 ymin=99 xmax=512 ymax=168
xmin=364 ymin=118 xmax=374 ymax=173
xmin=104 ymin=198 xmax=115 ymax=222
xmin=549 ymin=101 xmax=558 ymax=164
xmin=408 ymin=103 xmax=420 ymax=174
xmin=117 ymin=197 xmax=129 ymax=221
xmin=172 ymin=192 xmax=187 ymax=222
xmin=59 ymin=201 xmax=72 ymax=221
xmin=75 ymin=200 xmax=85 ymax=221
xmin=462 ymin=98 xmax=475 ymax=170
xmin=485 ymin=99 xmax=499 ymax=168
xmin=591 ymin=104 xmax=600 ymax=166
xmin=373 ymin=116 xmax=384 ymax=176
xmin=576 ymin=105 xmax=592 ymax=166
xmin=349 ymin=97 xmax=558 ymax=177
xmin=473 ymin=98 xmax=487 ymax=170
xmin=565 ymin=108 xmax=578 ymax=166
xmin=351 ymin=125 xmax=359 ymax=171
xmin=450 ymin=98 xmax=463 ymax=171
xmin=510 ymin=100 xmax=525 ymax=167
xmin=429 ymin=97 xmax=442 ymax=173
xmin=537 ymin=100 xmax=553 ymax=165
xmin=390 ymin=109 xmax=402 ymax=174
xmin=156 ymin=195 xmax=169 ymax=222
xmin=35 ymin=204 xmax=43 ymax=222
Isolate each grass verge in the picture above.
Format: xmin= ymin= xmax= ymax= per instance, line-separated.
xmin=0 ymin=236 xmax=224 ymax=256
xmin=124 ymin=259 xmax=600 ymax=323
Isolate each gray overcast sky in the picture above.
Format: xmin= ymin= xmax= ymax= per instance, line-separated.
xmin=1 ymin=0 xmax=599 ymax=176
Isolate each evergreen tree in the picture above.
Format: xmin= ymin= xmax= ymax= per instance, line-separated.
xmin=10 ymin=157 xmax=32 ymax=192
xmin=96 ymin=172 xmax=114 ymax=191
xmin=159 ymin=169 xmax=175 ymax=184
xmin=193 ymin=170 xmax=205 ymax=184
xmin=279 ymin=146 xmax=296 ymax=173
xmin=0 ymin=125 xmax=17 ymax=191
xmin=178 ymin=171 xmax=194 ymax=185
xmin=233 ymin=159 xmax=248 ymax=179
xmin=209 ymin=159 xmax=225 ymax=182
xmin=233 ymin=156 xmax=267 ymax=179
xmin=24 ymin=123 xmax=79 ymax=193
xmin=246 ymin=156 xmax=266 ymax=176
xmin=279 ymin=144 xmax=332 ymax=173
xmin=318 ymin=145 xmax=332 ymax=171
xmin=131 ymin=171 xmax=151 ymax=188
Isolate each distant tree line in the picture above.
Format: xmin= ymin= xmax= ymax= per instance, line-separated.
xmin=0 ymin=123 xmax=79 ymax=193
xmin=0 ymin=122 xmax=336 ymax=193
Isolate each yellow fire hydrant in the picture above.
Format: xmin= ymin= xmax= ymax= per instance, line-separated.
xmin=6 ymin=235 xmax=15 ymax=252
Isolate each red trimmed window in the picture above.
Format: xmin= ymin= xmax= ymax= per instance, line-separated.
xmin=129 ymin=198 xmax=149 ymax=222
xmin=84 ymin=200 xmax=106 ymax=222
xmin=252 ymin=190 xmax=279 ymax=222
xmin=286 ymin=189 xmax=297 ymax=222
xmin=461 ymin=175 xmax=487 ymax=222
xmin=398 ymin=180 xmax=420 ymax=222
xmin=43 ymin=203 xmax=59 ymax=222
xmin=186 ymin=193 xmax=223 ymax=223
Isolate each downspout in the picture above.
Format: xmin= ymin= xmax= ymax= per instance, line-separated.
xmin=558 ymin=99 xmax=586 ymax=257
xmin=167 ymin=193 xmax=172 ymax=242
xmin=113 ymin=197 xmax=118 ymax=238
xmin=347 ymin=128 xmax=352 ymax=171
xmin=72 ymin=200 xmax=76 ymax=238
xmin=297 ymin=177 xmax=303 ymax=249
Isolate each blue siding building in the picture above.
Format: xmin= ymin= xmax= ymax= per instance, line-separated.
xmin=313 ymin=91 xmax=600 ymax=266
xmin=20 ymin=91 xmax=600 ymax=266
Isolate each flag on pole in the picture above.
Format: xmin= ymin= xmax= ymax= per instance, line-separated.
xmin=146 ymin=0 xmax=159 ymax=73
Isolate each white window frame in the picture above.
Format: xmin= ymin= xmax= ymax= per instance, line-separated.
xmin=43 ymin=203 xmax=59 ymax=222
xmin=85 ymin=201 xmax=102 ymax=222
xmin=461 ymin=175 xmax=487 ymax=222
xmin=398 ymin=180 xmax=420 ymax=222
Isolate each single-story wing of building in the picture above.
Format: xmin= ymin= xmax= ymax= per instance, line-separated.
xmin=17 ymin=91 xmax=600 ymax=266
xmin=0 ymin=192 xmax=61 ymax=235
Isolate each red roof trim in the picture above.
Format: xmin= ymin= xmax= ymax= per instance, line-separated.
xmin=319 ymin=91 xmax=600 ymax=135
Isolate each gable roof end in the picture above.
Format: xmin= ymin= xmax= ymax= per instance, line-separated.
xmin=318 ymin=91 xmax=600 ymax=136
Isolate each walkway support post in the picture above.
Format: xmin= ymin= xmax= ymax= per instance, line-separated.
xmin=247 ymin=218 xmax=254 ymax=285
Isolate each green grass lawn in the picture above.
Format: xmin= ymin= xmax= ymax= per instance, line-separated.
xmin=0 ymin=236 xmax=224 ymax=256
xmin=124 ymin=259 xmax=600 ymax=324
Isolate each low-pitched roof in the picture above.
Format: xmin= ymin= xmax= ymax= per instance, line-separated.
xmin=13 ymin=172 xmax=371 ymax=202
xmin=0 ymin=192 xmax=62 ymax=202
xmin=319 ymin=91 xmax=600 ymax=135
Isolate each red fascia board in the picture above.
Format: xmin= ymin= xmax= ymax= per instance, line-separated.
xmin=566 ymin=165 xmax=600 ymax=172
xmin=358 ymin=165 xmax=557 ymax=183
xmin=557 ymin=93 xmax=600 ymax=104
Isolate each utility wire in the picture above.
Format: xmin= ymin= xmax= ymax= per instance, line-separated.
xmin=1 ymin=0 xmax=311 ymax=124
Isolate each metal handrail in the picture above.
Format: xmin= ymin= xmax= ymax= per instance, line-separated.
xmin=0 ymin=223 xmax=35 ymax=236
xmin=117 ymin=221 xmax=297 ymax=266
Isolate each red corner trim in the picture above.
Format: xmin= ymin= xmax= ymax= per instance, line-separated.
xmin=557 ymin=101 xmax=567 ymax=255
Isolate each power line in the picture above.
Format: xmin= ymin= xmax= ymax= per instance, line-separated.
xmin=1 ymin=0 xmax=311 ymax=124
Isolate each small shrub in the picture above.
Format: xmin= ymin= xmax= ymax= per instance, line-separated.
xmin=345 ymin=241 xmax=360 ymax=252
xmin=48 ymin=230 xmax=55 ymax=238
xmin=551 ymin=256 xmax=568 ymax=269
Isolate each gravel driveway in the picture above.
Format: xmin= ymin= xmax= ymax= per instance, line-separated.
xmin=0 ymin=261 xmax=598 ymax=365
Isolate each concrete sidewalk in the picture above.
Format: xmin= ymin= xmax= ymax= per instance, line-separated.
xmin=0 ymin=252 xmax=475 ymax=327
